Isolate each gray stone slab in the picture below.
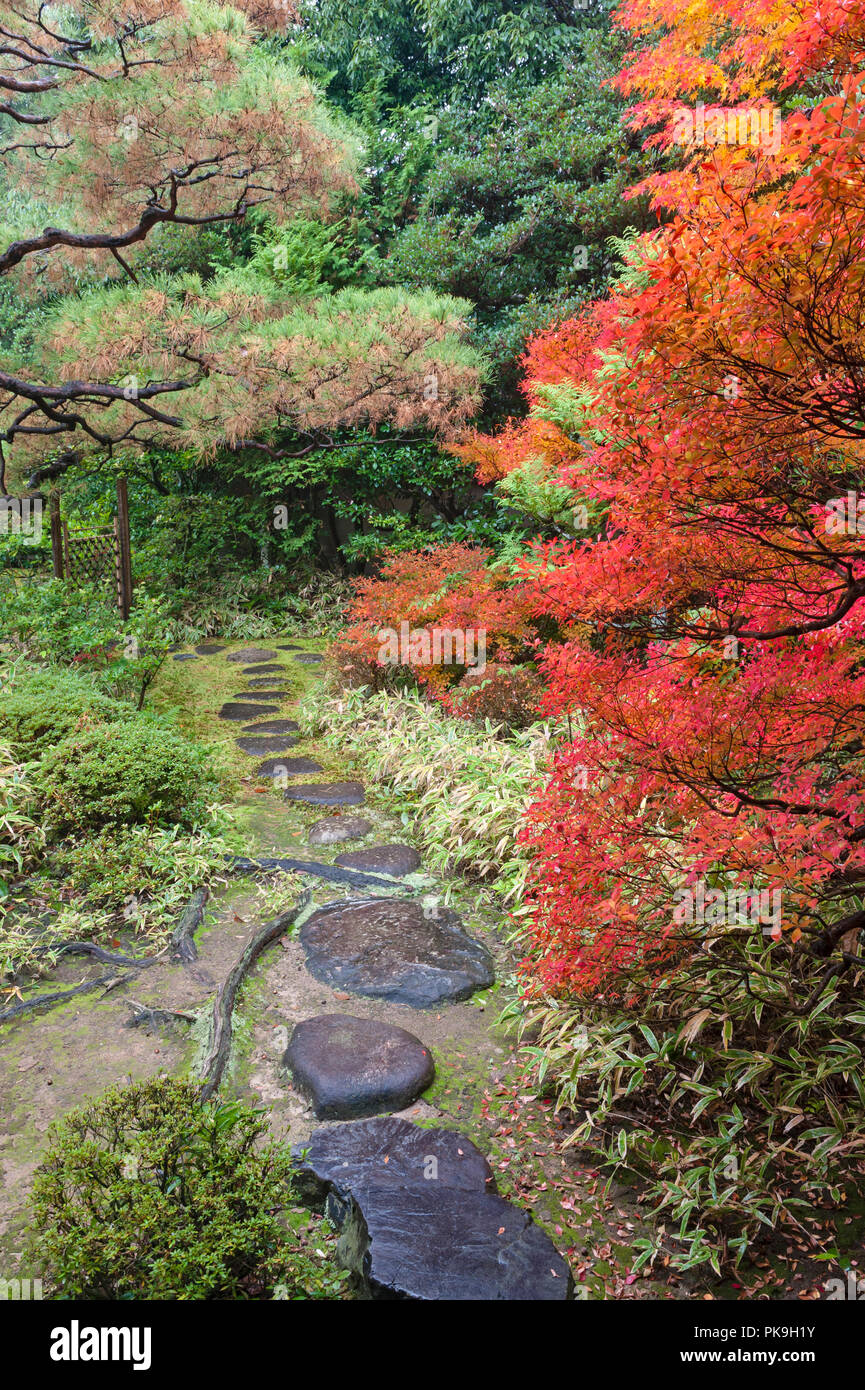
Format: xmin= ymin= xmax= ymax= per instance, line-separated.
xmin=308 ymin=816 xmax=373 ymax=846
xmin=284 ymin=782 xmax=365 ymax=807
xmin=284 ymin=1014 xmax=434 ymax=1119
xmin=299 ymin=897 xmax=494 ymax=1007
xmin=335 ymin=844 xmax=421 ymax=877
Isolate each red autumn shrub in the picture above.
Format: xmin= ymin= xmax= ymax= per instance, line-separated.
xmin=337 ymin=542 xmax=537 ymax=697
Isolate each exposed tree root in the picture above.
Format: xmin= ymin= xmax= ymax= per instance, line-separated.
xmin=198 ymin=891 xmax=310 ymax=1101
xmin=171 ymin=886 xmax=208 ymax=963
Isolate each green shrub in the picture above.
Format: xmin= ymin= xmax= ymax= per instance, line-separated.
xmin=302 ymin=682 xmax=553 ymax=903
xmin=29 ymin=1077 xmax=347 ymax=1300
xmin=0 ymin=667 xmax=128 ymax=759
xmin=37 ymin=718 xmax=213 ymax=830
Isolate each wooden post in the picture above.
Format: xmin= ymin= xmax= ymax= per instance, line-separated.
xmin=115 ymin=475 xmax=133 ymax=620
xmin=49 ymin=493 xmax=64 ymax=578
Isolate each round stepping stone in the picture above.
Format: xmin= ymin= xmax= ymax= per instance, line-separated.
xmin=241 ymin=663 xmax=284 ymax=674
xmin=241 ymin=719 xmax=300 ymax=735
xmin=235 ymin=736 xmax=299 ymax=755
xmin=284 ymin=1014 xmax=434 ymax=1119
xmin=172 ymin=653 xmax=198 ymax=661
xmin=284 ymin=781 xmax=365 ymax=807
xmin=293 ymin=1116 xmax=494 ymax=1210
xmin=195 ymin=643 xmax=225 ymax=654
xmin=225 ymin=647 xmax=279 ymax=664
xmin=334 ymin=844 xmax=421 ymax=877
xmin=245 ymin=679 xmax=289 ymax=690
xmin=293 ymin=653 xmax=323 ymax=664
xmin=299 ymin=897 xmax=494 ymax=1007
xmin=254 ymin=756 xmax=323 ymax=778
xmin=219 ymin=702 xmax=282 ymax=721
xmin=308 ymin=816 xmax=373 ymax=846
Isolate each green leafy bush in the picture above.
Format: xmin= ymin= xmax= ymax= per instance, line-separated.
xmin=30 ymin=1077 xmax=347 ymax=1300
xmin=37 ymin=719 xmax=213 ymax=830
xmin=303 ymin=683 xmax=552 ymax=903
xmin=0 ymin=667 xmax=128 ymax=759
xmin=515 ymin=935 xmax=865 ymax=1276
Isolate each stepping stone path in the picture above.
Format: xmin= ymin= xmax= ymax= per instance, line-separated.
xmin=241 ymin=719 xmax=299 ymax=734
xmin=284 ymin=781 xmax=365 ymax=807
xmin=308 ymin=815 xmax=373 ymax=845
xmin=299 ymin=897 xmax=494 ymax=1007
xmin=235 ymin=736 xmax=299 ymax=755
xmin=196 ymin=640 xmax=570 ymax=1298
xmin=292 ymin=1117 xmax=572 ymax=1300
xmin=241 ymin=664 xmax=284 ymax=674
xmin=225 ymin=647 xmax=279 ymax=664
xmin=254 ymin=756 xmax=323 ymax=778
xmin=284 ymin=1014 xmax=434 ymax=1119
xmin=219 ymin=702 xmax=282 ymax=721
xmin=335 ymin=843 xmax=421 ymax=877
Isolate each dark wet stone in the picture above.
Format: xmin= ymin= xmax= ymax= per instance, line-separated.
xmin=240 ymin=719 xmax=300 ymax=735
xmin=335 ymin=844 xmax=421 ymax=878
xmin=232 ymin=691 xmax=284 ymax=701
xmin=245 ymin=679 xmax=289 ymax=690
xmin=284 ymin=1015 xmax=434 ymax=1120
xmin=196 ymin=643 xmax=225 ymax=655
xmin=308 ymin=816 xmax=373 ymax=846
xmin=225 ymin=647 xmax=279 ymax=664
xmin=241 ymin=663 xmax=284 ymax=674
xmin=219 ymin=703 xmax=283 ymax=722
xmin=235 ymin=736 xmax=299 ymax=755
xmin=277 ymin=644 xmax=302 ymax=651
xmin=294 ymin=653 xmax=323 ymax=664
xmin=339 ymin=1186 xmax=573 ymax=1301
xmin=254 ymin=756 xmax=323 ymax=778
xmin=284 ymin=781 xmax=365 ymax=807
xmin=291 ymin=1116 xmax=570 ymax=1300
xmin=172 ymin=653 xmax=199 ymax=661
xmin=293 ymin=1116 xmax=494 ymax=1213
xmin=299 ymin=897 xmax=494 ymax=1007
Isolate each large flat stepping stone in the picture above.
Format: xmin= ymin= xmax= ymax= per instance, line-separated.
xmin=225 ymin=647 xmax=278 ymax=664
xmin=241 ymin=719 xmax=300 ymax=734
xmin=241 ymin=663 xmax=284 ymax=674
xmin=172 ymin=653 xmax=198 ymax=661
xmin=245 ymin=679 xmax=289 ymax=689
xmin=284 ymin=1015 xmax=434 ymax=1119
xmin=308 ymin=815 xmax=373 ymax=846
xmin=335 ymin=844 xmax=421 ymax=877
xmin=284 ymin=781 xmax=365 ymax=807
xmin=340 ymin=1185 xmax=573 ymax=1301
xmin=235 ymin=736 xmax=299 ymax=755
xmin=299 ymin=897 xmax=494 ymax=1006
xmin=277 ymin=644 xmax=302 ymax=650
xmin=231 ymin=690 xmax=284 ymax=701
xmin=219 ymin=702 xmax=282 ymax=721
xmin=293 ymin=1116 xmax=494 ymax=1211
xmin=293 ymin=653 xmax=323 ymax=664
xmin=254 ymin=756 xmax=323 ymax=778
xmin=292 ymin=1117 xmax=570 ymax=1300
xmin=196 ymin=642 xmax=225 ymax=654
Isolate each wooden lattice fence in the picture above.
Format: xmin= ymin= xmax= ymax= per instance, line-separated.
xmin=49 ymin=478 xmax=133 ymax=619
